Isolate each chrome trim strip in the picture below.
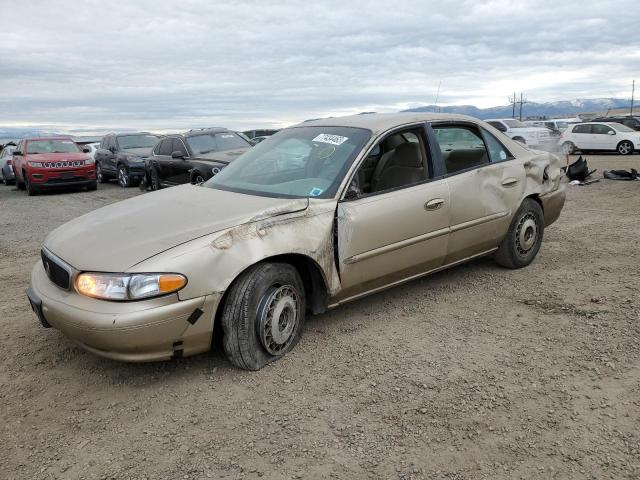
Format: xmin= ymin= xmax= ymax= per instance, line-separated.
xmin=343 ymin=227 xmax=449 ymax=265
xmin=329 ymin=248 xmax=498 ymax=308
xmin=449 ymin=211 xmax=510 ymax=233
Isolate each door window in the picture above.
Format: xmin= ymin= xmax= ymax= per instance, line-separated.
xmin=572 ymin=124 xmax=591 ymax=134
xmin=433 ymin=125 xmax=490 ymax=174
xmin=481 ymin=128 xmax=514 ymax=163
xmin=172 ymin=138 xmax=188 ymax=156
xmin=350 ymin=127 xmax=429 ymax=196
xmin=158 ymin=139 xmax=173 ymax=156
xmin=591 ymin=124 xmax=614 ymax=135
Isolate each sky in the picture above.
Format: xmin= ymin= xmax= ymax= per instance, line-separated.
xmin=0 ymin=0 xmax=638 ymax=134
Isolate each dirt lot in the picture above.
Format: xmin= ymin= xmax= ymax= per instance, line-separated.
xmin=1 ymin=154 xmax=639 ymax=480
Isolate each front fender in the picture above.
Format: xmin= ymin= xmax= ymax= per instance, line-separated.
xmin=127 ymin=199 xmax=340 ymax=300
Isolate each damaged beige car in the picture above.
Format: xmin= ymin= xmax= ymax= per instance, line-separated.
xmin=27 ymin=113 xmax=565 ymax=370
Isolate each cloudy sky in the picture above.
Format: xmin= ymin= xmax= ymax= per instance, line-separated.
xmin=0 ymin=0 xmax=638 ymax=134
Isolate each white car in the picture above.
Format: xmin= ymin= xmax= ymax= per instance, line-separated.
xmin=84 ymin=142 xmax=100 ymax=160
xmin=485 ymin=119 xmax=553 ymax=149
xmin=524 ymin=119 xmax=569 ymax=132
xmin=559 ymin=122 xmax=640 ymax=155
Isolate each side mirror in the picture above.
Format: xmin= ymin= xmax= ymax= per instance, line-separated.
xmin=343 ymin=179 xmax=361 ymax=200
xmin=82 ymin=146 xmax=91 ymax=153
xmin=607 ymin=130 xmax=615 ymax=135
xmin=171 ymin=151 xmax=185 ymax=159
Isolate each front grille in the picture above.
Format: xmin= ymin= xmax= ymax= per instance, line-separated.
xmin=43 ymin=160 xmax=84 ymax=169
xmin=41 ymin=249 xmax=71 ymax=290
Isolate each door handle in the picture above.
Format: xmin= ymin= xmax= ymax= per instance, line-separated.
xmin=425 ymin=198 xmax=445 ymax=210
xmin=501 ymin=177 xmax=519 ymax=187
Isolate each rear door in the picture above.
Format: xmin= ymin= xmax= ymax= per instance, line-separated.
xmin=431 ymin=122 xmax=518 ymax=263
xmin=335 ymin=124 xmax=450 ymax=302
xmin=571 ymin=124 xmax=595 ymax=149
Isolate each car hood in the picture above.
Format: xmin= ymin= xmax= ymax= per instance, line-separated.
xmin=195 ymin=147 xmax=250 ymax=163
xmin=44 ymin=185 xmax=309 ymax=272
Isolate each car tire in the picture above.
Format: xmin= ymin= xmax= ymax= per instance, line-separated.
xmin=86 ymin=181 xmax=97 ymax=191
xmin=222 ymin=262 xmax=306 ymax=371
xmin=191 ymin=171 xmax=205 ymax=184
xmin=617 ymin=140 xmax=634 ymax=156
xmin=117 ymin=165 xmax=130 ymax=188
xmin=561 ymin=142 xmax=575 ymax=155
xmin=494 ymin=198 xmax=544 ymax=269
xmin=96 ymin=162 xmax=109 ymax=183
xmin=25 ymin=173 xmax=37 ymax=196
xmin=150 ymin=166 xmax=161 ymax=191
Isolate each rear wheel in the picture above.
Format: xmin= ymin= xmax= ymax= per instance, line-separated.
xmin=617 ymin=140 xmax=633 ymax=155
xmin=222 ymin=263 xmax=306 ymax=370
xmin=117 ymin=165 xmax=130 ymax=188
xmin=96 ymin=162 xmax=109 ymax=183
xmin=495 ymin=199 xmax=544 ymax=269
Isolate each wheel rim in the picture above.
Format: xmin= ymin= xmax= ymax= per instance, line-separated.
xmin=194 ymin=175 xmax=204 ymax=184
xmin=516 ymin=213 xmax=538 ymax=256
xmin=118 ymin=168 xmax=128 ymax=187
xmin=151 ymin=169 xmax=159 ymax=190
xmin=562 ymin=143 xmax=573 ymax=154
xmin=258 ymin=285 xmax=299 ymax=355
xmin=97 ymin=164 xmax=102 ymax=181
xmin=619 ymin=142 xmax=631 ymax=155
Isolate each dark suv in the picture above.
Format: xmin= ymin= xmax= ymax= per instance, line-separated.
xmin=592 ymin=116 xmax=640 ymax=131
xmin=95 ymin=132 xmax=160 ymax=187
xmin=145 ymin=128 xmax=251 ymax=190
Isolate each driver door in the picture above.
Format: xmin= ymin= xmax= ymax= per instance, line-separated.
xmin=335 ymin=126 xmax=451 ymax=303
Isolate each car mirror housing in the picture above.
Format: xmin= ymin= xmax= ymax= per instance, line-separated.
xmin=607 ymin=131 xmax=615 ymax=135
xmin=171 ymin=151 xmax=186 ymax=159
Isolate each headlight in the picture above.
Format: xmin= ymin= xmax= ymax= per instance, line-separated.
xmin=29 ymin=161 xmax=44 ymax=167
xmin=85 ymin=157 xmax=95 ymax=165
xmin=76 ymin=273 xmax=187 ymax=301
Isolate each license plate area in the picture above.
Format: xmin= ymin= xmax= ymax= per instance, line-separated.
xmin=26 ymin=287 xmax=51 ymax=328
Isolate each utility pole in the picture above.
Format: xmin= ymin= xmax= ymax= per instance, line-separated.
xmin=631 ymin=79 xmax=635 ymax=116
xmin=518 ymin=92 xmax=528 ymax=121
xmin=508 ymin=92 xmax=517 ymax=118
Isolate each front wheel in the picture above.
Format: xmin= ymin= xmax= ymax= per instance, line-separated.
xmin=25 ymin=174 xmax=37 ymax=196
xmin=96 ymin=162 xmax=109 ymax=183
xmin=117 ymin=165 xmax=131 ymax=188
xmin=494 ymin=199 xmax=544 ymax=269
xmin=222 ymin=263 xmax=306 ymax=370
xmin=150 ymin=166 xmax=161 ymax=191
xmin=617 ymin=140 xmax=633 ymax=156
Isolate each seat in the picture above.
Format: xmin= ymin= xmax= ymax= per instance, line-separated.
xmin=373 ymin=142 xmax=426 ymax=192
xmin=445 ymin=148 xmax=488 ymax=174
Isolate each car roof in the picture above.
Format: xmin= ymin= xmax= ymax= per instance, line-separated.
xmin=181 ymin=127 xmax=231 ymax=138
xmin=292 ymin=112 xmax=484 ymax=135
xmin=23 ymin=136 xmax=74 ymax=141
xmin=115 ymin=132 xmax=156 ymax=137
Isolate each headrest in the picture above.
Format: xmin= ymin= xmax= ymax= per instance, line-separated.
xmin=391 ymin=142 xmax=422 ymax=168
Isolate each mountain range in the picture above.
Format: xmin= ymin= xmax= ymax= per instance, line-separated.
xmin=403 ymin=98 xmax=633 ymax=119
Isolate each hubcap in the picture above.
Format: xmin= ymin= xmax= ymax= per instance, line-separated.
xmin=97 ymin=165 xmax=102 ymax=181
xmin=152 ymin=171 xmax=159 ymax=189
xmin=516 ymin=213 xmax=538 ymax=255
xmin=195 ymin=175 xmax=204 ymax=183
xmin=258 ymin=285 xmax=299 ymax=355
xmin=563 ymin=143 xmax=573 ymax=154
xmin=619 ymin=143 xmax=631 ymax=154
xmin=118 ymin=168 xmax=128 ymax=186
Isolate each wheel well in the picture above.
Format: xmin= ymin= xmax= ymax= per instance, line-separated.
xmin=212 ymin=254 xmax=329 ymax=349
xmin=525 ymin=194 xmax=543 ymax=212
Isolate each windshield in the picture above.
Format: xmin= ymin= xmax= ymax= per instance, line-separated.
xmin=204 ymin=126 xmax=371 ymax=199
xmin=118 ymin=134 xmax=159 ymax=149
xmin=187 ymin=132 xmax=250 ymax=155
xmin=504 ymin=119 xmax=525 ymax=128
xmin=27 ymin=139 xmax=80 ymax=154
xmin=612 ymin=123 xmax=634 ymax=132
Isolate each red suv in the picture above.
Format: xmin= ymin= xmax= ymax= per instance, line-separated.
xmin=12 ymin=137 xmax=97 ymax=195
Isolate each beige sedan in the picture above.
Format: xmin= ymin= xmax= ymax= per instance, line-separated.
xmin=27 ymin=113 xmax=565 ymax=370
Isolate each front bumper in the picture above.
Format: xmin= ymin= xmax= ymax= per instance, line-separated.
xmin=28 ymin=167 xmax=96 ymax=188
xmin=29 ymin=262 xmax=222 ymax=362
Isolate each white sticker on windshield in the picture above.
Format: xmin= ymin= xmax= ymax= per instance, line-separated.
xmin=312 ymin=134 xmax=348 ymax=146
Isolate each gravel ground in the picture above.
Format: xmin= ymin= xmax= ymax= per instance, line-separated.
xmin=1 ymin=155 xmax=639 ymax=480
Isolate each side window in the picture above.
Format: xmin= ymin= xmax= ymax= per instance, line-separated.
xmin=433 ymin=125 xmax=490 ymax=174
xmin=592 ymin=124 xmax=613 ymax=135
xmin=351 ymin=127 xmax=429 ymax=196
xmin=572 ymin=125 xmax=590 ymax=134
xmin=158 ymin=139 xmax=173 ymax=156
xmin=481 ymin=128 xmax=514 ymax=163
xmin=172 ymin=138 xmax=188 ymax=156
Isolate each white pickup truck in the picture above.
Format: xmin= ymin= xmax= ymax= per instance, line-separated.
xmin=485 ymin=118 xmax=554 ymax=150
